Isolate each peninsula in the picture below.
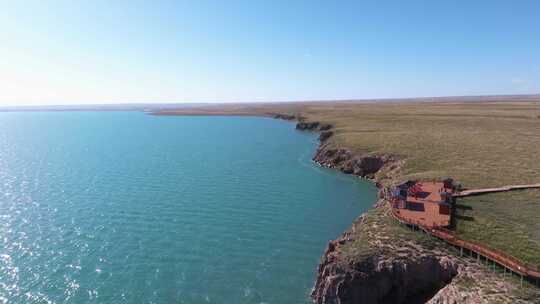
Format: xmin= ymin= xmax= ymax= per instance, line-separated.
xmin=154 ymin=95 xmax=540 ymax=303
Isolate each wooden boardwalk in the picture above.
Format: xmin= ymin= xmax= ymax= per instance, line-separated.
xmin=391 ymin=208 xmax=540 ymax=282
xmin=454 ymin=183 xmax=540 ymax=197
xmin=429 ymin=228 xmax=540 ymax=279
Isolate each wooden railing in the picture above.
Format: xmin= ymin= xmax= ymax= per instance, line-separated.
xmin=390 ymin=207 xmax=540 ymax=279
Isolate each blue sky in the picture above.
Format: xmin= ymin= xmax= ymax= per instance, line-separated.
xmin=1 ymin=0 xmax=539 ymax=105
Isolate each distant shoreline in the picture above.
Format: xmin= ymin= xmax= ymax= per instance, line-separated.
xmin=2 ymin=93 xmax=540 ymax=112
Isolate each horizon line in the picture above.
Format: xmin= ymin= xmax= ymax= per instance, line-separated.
xmin=1 ymin=93 xmax=540 ymax=111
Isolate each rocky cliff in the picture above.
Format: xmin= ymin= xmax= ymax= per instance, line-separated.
xmin=287 ymin=118 xmax=540 ymax=304
xmin=272 ymin=113 xmax=297 ymax=121
xmin=296 ymin=121 xmax=333 ymax=132
xmin=313 ymin=147 xmax=391 ymax=179
xmin=310 ymin=202 xmax=539 ymax=304
xmin=311 ymin=203 xmax=459 ymax=304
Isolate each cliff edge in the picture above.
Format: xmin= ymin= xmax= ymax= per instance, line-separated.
xmin=311 ymin=203 xmax=538 ymax=304
xmin=286 ymin=117 xmax=540 ymax=304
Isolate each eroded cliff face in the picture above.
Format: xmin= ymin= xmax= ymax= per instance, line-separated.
xmin=310 ymin=203 xmax=539 ymax=304
xmin=296 ymin=121 xmax=333 ymax=132
xmin=311 ymin=203 xmax=459 ymax=304
xmin=313 ymin=147 xmax=388 ymax=178
xmin=272 ymin=113 xmax=297 ymax=121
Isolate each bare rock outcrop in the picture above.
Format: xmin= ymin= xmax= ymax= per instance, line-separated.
xmin=296 ymin=121 xmax=333 ymax=132
xmin=427 ymin=262 xmax=540 ymax=304
xmin=313 ymin=146 xmax=395 ymax=179
xmin=319 ymin=131 xmax=334 ymax=142
xmin=311 ymin=204 xmax=459 ymax=304
xmin=273 ymin=113 xmax=297 ymax=120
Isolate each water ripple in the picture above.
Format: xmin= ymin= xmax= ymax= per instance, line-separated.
xmin=0 ymin=113 xmax=377 ymax=303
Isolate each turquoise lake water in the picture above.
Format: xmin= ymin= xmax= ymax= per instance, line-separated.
xmin=0 ymin=112 xmax=377 ymax=304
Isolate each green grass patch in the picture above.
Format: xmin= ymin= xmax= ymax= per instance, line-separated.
xmin=455 ymin=189 xmax=540 ymax=265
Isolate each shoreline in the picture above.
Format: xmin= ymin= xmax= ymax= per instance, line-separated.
xmin=151 ymin=111 xmax=540 ymax=303
xmin=275 ymin=115 xmax=540 ymax=303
